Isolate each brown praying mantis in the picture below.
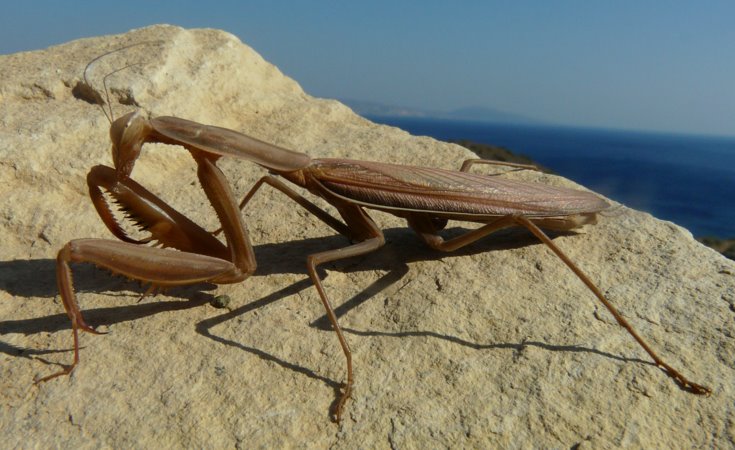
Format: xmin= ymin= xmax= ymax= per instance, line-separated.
xmin=36 ymin=54 xmax=711 ymax=422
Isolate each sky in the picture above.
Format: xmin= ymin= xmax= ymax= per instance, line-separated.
xmin=2 ymin=1 xmax=734 ymax=136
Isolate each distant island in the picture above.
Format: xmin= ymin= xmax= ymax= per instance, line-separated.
xmin=697 ymin=236 xmax=735 ymax=260
xmin=340 ymin=98 xmax=542 ymax=126
xmin=451 ymin=140 xmax=553 ymax=174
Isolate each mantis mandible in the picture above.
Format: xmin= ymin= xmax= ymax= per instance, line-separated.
xmin=36 ymin=55 xmax=711 ymax=423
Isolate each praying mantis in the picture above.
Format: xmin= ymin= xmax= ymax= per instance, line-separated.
xmin=36 ymin=52 xmax=711 ymax=422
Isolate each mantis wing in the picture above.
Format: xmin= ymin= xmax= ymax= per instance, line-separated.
xmin=309 ymin=158 xmax=609 ymax=217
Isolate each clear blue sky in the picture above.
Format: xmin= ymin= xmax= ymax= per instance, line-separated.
xmin=2 ymin=1 xmax=733 ymax=136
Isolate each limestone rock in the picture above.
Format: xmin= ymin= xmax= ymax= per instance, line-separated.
xmin=1 ymin=25 xmax=733 ymax=448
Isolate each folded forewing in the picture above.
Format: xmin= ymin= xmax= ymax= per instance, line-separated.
xmin=310 ymin=159 xmax=609 ymax=217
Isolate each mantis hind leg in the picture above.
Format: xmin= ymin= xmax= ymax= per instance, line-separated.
xmin=459 ymin=158 xmax=539 ymax=173
xmin=513 ymin=216 xmax=710 ymax=396
xmin=407 ymin=213 xmax=711 ymax=396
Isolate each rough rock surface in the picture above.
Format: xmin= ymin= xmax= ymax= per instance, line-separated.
xmin=1 ymin=25 xmax=733 ymax=448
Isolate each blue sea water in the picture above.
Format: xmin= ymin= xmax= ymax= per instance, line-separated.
xmin=366 ymin=116 xmax=735 ymax=238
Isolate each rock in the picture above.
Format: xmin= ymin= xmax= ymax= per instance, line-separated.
xmin=1 ymin=25 xmax=733 ymax=448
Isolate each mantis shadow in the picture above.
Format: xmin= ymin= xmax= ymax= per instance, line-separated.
xmin=1 ymin=257 xmax=217 ymax=363
xmin=192 ymin=226 xmax=653 ymax=406
xmin=5 ymin=225 xmax=644 ymax=396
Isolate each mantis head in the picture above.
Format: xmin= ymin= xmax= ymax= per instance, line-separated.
xmin=110 ymin=111 xmax=152 ymax=180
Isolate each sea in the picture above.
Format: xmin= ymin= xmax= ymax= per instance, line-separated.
xmin=366 ymin=116 xmax=735 ymax=239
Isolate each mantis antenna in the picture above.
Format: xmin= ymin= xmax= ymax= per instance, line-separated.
xmin=82 ymin=40 xmax=163 ymax=123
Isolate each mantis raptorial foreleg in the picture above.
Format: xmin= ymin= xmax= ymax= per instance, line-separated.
xmin=37 ymin=157 xmax=255 ymax=383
